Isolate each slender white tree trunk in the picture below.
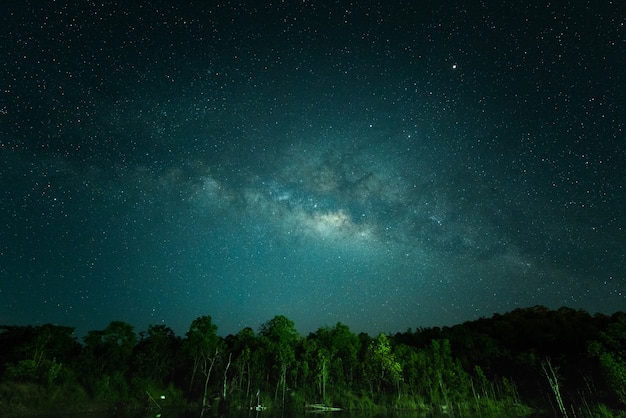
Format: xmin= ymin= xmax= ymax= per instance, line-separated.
xmin=223 ymin=352 xmax=232 ymax=399
xmin=542 ymin=358 xmax=568 ymax=418
xmin=200 ymin=348 xmax=218 ymax=418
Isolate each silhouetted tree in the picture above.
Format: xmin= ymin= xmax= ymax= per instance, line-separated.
xmin=3 ymin=324 xmax=79 ymax=385
xmin=259 ymin=315 xmax=299 ymax=408
xmin=134 ymin=324 xmax=181 ymax=385
xmin=368 ymin=333 xmax=402 ymax=398
xmin=185 ymin=316 xmax=221 ymax=416
xmin=589 ymin=312 xmax=626 ymax=407
xmin=80 ymin=321 xmax=136 ymax=400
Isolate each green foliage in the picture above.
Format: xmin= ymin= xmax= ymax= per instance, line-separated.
xmin=259 ymin=315 xmax=299 ymax=368
xmin=1 ymin=323 xmax=80 ymax=391
xmin=6 ymin=360 xmax=38 ymax=382
xmin=225 ymin=326 xmax=258 ymax=404
xmin=93 ymin=371 xmax=130 ymax=401
xmin=185 ymin=316 xmax=221 ymax=389
xmin=46 ymin=358 xmax=62 ymax=386
xmin=589 ymin=314 xmax=626 ymax=407
xmin=367 ymin=333 xmax=402 ymax=397
xmin=1 ymin=306 xmax=625 ymax=415
xmin=79 ymin=321 xmax=137 ymax=398
xmin=592 ymin=403 xmax=626 ymax=418
xmin=0 ymin=379 xmax=91 ymax=416
xmin=82 ymin=321 xmax=136 ymax=376
xmin=132 ymin=377 xmax=189 ymax=409
xmin=600 ymin=352 xmax=626 ymax=404
xmin=186 ymin=316 xmax=219 ymax=357
xmin=393 ymin=393 xmax=428 ymax=411
xmin=185 ymin=315 xmax=222 ymax=415
xmin=259 ymin=315 xmax=299 ymax=404
xmin=135 ymin=324 xmax=181 ymax=385
xmin=0 ymin=382 xmax=47 ymax=415
xmin=6 ymin=357 xmax=65 ymax=389
xmin=413 ymin=339 xmax=471 ymax=405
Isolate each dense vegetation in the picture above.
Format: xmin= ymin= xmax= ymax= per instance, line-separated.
xmin=0 ymin=306 xmax=625 ymax=417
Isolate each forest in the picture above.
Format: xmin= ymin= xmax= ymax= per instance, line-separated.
xmin=0 ymin=306 xmax=625 ymax=417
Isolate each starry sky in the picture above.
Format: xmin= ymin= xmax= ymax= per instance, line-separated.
xmin=1 ymin=1 xmax=624 ymax=338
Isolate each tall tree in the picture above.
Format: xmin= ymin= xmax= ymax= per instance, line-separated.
xmin=230 ymin=327 xmax=257 ymax=400
xmin=80 ymin=321 xmax=136 ymax=399
xmin=418 ymin=339 xmax=471 ymax=406
xmin=329 ymin=323 xmax=360 ymax=386
xmin=588 ymin=312 xmax=626 ymax=407
xmin=134 ymin=324 xmax=181 ymax=385
xmin=541 ymin=358 xmax=568 ymax=417
xmin=368 ymin=333 xmax=402 ymax=398
xmin=185 ymin=316 xmax=221 ymax=416
xmin=259 ymin=315 xmax=299 ymax=408
xmin=3 ymin=324 xmax=79 ymax=385
xmin=394 ymin=343 xmax=421 ymax=398
xmin=301 ymin=329 xmax=333 ymax=403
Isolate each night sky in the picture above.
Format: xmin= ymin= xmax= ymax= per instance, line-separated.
xmin=1 ymin=1 xmax=624 ymax=338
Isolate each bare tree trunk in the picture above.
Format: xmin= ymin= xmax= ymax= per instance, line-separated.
xmin=246 ymin=362 xmax=251 ymax=398
xmin=282 ymin=364 xmax=287 ymax=410
xmin=223 ymin=352 xmax=232 ymax=399
xmin=322 ymin=358 xmax=327 ymax=403
xmin=275 ymin=364 xmax=288 ymax=408
xmin=542 ymin=358 xmax=568 ymax=418
xmin=189 ymin=355 xmax=200 ymax=391
xmin=200 ymin=348 xmax=218 ymax=418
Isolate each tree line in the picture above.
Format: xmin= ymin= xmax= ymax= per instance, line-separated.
xmin=0 ymin=305 xmax=625 ymax=417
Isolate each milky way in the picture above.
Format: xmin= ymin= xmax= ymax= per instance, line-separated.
xmin=1 ymin=1 xmax=624 ymax=337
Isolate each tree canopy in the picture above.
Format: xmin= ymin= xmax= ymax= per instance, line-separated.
xmin=0 ymin=306 xmax=624 ymax=416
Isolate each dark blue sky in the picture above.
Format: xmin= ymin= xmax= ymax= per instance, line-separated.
xmin=1 ymin=0 xmax=624 ymax=337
